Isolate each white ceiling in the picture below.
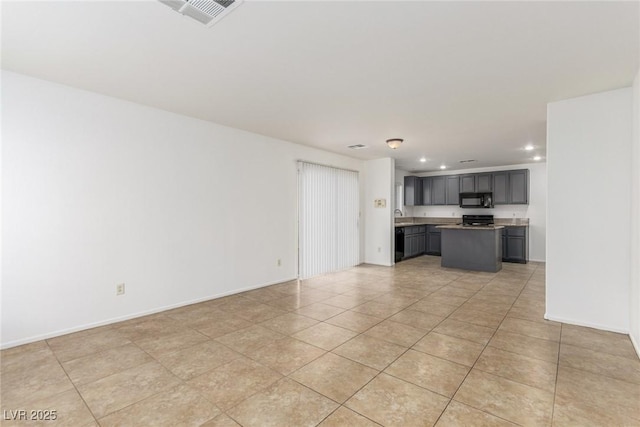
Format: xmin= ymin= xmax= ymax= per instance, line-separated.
xmin=2 ymin=1 xmax=638 ymax=172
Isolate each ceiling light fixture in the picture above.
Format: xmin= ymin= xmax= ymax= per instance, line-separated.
xmin=533 ymin=155 xmax=542 ymax=161
xmin=525 ymin=144 xmax=534 ymax=151
xmin=440 ymin=165 xmax=447 ymax=170
xmin=386 ymin=138 xmax=403 ymax=149
xmin=419 ymin=157 xmax=427 ymax=163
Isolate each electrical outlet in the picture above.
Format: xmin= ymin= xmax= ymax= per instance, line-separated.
xmin=452 ymin=212 xmax=455 ymax=216
xmin=377 ymin=247 xmax=381 ymax=253
xmin=116 ymin=283 xmax=125 ymax=296
xmin=277 ymin=259 xmax=281 ymax=267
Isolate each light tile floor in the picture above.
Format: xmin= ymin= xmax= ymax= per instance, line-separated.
xmin=2 ymin=256 xmax=639 ymax=426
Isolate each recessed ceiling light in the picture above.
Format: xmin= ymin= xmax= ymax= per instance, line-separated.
xmin=419 ymin=157 xmax=427 ymax=163
xmin=525 ymin=144 xmax=534 ymax=151
xmin=533 ymin=156 xmax=542 ymax=161
xmin=440 ymin=165 xmax=447 ymax=170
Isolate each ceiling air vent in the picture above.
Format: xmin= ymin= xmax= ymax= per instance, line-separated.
xmin=159 ymin=0 xmax=243 ymax=27
xmin=348 ymin=144 xmax=367 ymax=150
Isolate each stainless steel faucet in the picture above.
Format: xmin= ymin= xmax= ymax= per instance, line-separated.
xmin=394 ymin=209 xmax=403 ymax=217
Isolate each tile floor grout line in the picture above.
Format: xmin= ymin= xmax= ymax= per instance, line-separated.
xmin=43 ymin=339 xmax=101 ymax=426
xmin=87 ymin=340 xmax=190 ymax=423
xmin=294 ymin=274 xmax=463 ymax=425
xmin=549 ymin=323 xmax=563 ymax=426
xmin=6 ymin=261 xmax=637 ymax=425
xmin=431 ymin=263 xmax=538 ymax=426
xmin=349 ymin=271 xmax=489 ymax=425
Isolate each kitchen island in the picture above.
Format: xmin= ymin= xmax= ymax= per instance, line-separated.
xmin=436 ymin=225 xmax=504 ymax=272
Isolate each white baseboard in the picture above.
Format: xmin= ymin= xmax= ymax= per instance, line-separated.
xmin=0 ymin=277 xmax=297 ymax=350
xmin=630 ymin=333 xmax=640 ymax=360
xmin=544 ymin=313 xmax=630 ymax=334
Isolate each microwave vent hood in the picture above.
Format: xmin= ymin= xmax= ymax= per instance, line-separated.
xmin=459 ymin=192 xmax=493 ymax=208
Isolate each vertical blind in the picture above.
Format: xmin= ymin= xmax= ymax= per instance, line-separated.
xmin=298 ymin=161 xmax=359 ymax=279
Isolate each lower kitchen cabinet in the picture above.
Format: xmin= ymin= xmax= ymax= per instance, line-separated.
xmin=403 ymin=226 xmax=426 ymax=259
xmin=426 ymin=225 xmax=441 ymax=255
xmin=501 ymin=226 xmax=528 ymax=263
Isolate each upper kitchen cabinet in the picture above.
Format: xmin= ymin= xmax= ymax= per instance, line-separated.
xmin=404 ymin=168 xmax=528 ymax=207
xmin=493 ymin=172 xmax=509 ymax=204
xmin=509 ymin=170 xmax=529 ymax=204
xmin=431 ymin=176 xmax=446 ymax=205
xmin=445 ymin=176 xmax=460 ymax=205
xmin=421 ymin=177 xmax=433 ymax=205
xmin=493 ymin=169 xmax=529 ymax=205
xmin=476 ymin=173 xmax=493 ymax=192
xmin=460 ymin=173 xmax=493 ymax=193
xmin=404 ymin=176 xmax=423 ymax=206
xmin=460 ymin=174 xmax=476 ymax=193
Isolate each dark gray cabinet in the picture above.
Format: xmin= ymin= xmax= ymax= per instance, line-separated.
xmin=509 ymin=170 xmax=529 ymax=204
xmin=404 ymin=169 xmax=528 ymax=207
xmin=493 ymin=172 xmax=509 ymax=204
xmin=421 ymin=177 xmax=433 ymax=206
xmin=431 ymin=176 xmax=446 ymax=205
xmin=501 ymin=226 xmax=528 ymax=263
xmin=426 ymin=225 xmax=441 ymax=255
xmin=493 ymin=170 xmax=528 ymax=205
xmin=460 ymin=175 xmax=476 ymax=193
xmin=460 ymin=173 xmax=492 ymax=193
xmin=404 ymin=176 xmax=423 ymax=206
xmin=403 ymin=226 xmax=426 ymax=259
xmin=445 ymin=176 xmax=460 ymax=205
xmin=477 ymin=173 xmax=493 ymax=192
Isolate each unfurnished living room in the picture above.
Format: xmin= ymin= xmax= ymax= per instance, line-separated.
xmin=1 ymin=1 xmax=639 ymax=426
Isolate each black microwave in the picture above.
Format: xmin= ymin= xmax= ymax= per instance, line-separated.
xmin=459 ymin=192 xmax=493 ymax=208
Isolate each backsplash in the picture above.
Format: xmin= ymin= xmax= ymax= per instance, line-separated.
xmin=404 ymin=204 xmax=529 ymax=219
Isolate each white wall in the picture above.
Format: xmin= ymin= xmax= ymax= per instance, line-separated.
xmin=394 ymin=168 xmax=410 ymax=215
xmin=1 ymin=71 xmax=366 ymax=348
xmin=631 ymin=69 xmax=640 ymax=355
xmin=364 ymin=158 xmax=395 ymax=266
xmin=400 ymin=163 xmax=547 ymax=262
xmin=547 ymin=87 xmax=632 ymax=333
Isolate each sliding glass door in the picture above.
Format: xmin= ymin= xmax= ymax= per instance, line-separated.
xmin=298 ymin=162 xmax=359 ymax=279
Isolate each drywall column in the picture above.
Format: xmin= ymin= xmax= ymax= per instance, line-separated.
xmin=631 ymin=69 xmax=640 ymax=355
xmin=547 ymin=87 xmax=632 ymax=332
xmin=364 ymin=158 xmax=395 ymax=266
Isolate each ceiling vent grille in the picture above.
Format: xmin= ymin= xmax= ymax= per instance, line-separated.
xmin=348 ymin=144 xmax=368 ymax=150
xmin=159 ymin=0 xmax=243 ymax=27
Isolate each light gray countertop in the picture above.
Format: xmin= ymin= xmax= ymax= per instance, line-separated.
xmin=436 ymin=224 xmax=505 ymax=230
xmin=394 ymin=217 xmax=528 ymax=228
